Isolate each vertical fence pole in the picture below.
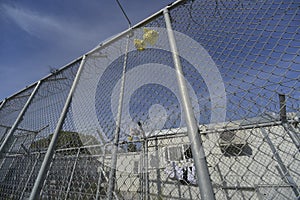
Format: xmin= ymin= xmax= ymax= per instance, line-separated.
xmin=163 ymin=8 xmax=216 ymax=200
xmin=0 ymin=127 xmax=9 ymax=145
xmin=0 ymin=99 xmax=6 ymax=111
xmin=29 ymin=55 xmax=86 ymax=200
xmin=107 ymin=34 xmax=130 ymax=200
xmin=0 ymin=81 xmax=41 ymax=158
xmin=65 ymin=148 xmax=81 ymax=199
xmin=20 ymin=153 xmax=41 ymax=199
xmin=279 ymin=94 xmax=287 ymax=123
xmin=96 ymin=144 xmax=108 ymax=200
xmin=143 ymin=137 xmax=149 ymax=200
xmin=155 ymin=137 xmax=162 ymax=198
xmin=279 ymin=94 xmax=300 ymax=151
xmin=261 ymin=128 xmax=299 ymax=197
xmin=283 ymin=123 xmax=300 ymax=151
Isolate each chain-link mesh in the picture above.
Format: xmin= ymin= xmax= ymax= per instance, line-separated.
xmin=40 ymin=33 xmax=131 ymax=199
xmin=167 ymin=0 xmax=299 ymax=199
xmin=0 ymin=86 xmax=35 ymax=197
xmin=0 ymin=87 xmax=34 ymax=146
xmin=0 ymin=0 xmax=299 ymax=199
xmin=0 ymin=62 xmax=80 ymax=199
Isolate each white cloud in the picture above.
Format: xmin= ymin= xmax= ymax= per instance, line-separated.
xmin=1 ymin=3 xmax=106 ymax=47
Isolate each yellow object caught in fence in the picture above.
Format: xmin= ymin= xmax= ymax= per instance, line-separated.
xmin=134 ymin=39 xmax=146 ymax=51
xmin=133 ymin=28 xmax=159 ymax=51
xmin=143 ymin=28 xmax=159 ymax=46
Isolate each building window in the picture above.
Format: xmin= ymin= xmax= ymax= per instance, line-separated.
xmin=165 ymin=144 xmax=193 ymax=162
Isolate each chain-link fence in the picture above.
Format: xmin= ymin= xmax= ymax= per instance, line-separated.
xmin=0 ymin=0 xmax=299 ymax=199
xmin=0 ymin=62 xmax=80 ymax=199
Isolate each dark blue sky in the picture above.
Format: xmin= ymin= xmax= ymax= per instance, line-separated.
xmin=0 ymin=0 xmax=172 ymax=101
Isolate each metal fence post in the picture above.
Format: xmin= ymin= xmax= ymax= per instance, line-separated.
xmin=279 ymin=94 xmax=300 ymax=151
xmin=0 ymin=81 xmax=41 ymax=158
xmin=261 ymin=128 xmax=299 ymax=198
xmin=155 ymin=137 xmax=162 ymax=198
xmin=107 ymin=34 xmax=130 ymax=200
xmin=163 ymin=7 xmax=216 ymax=200
xmin=65 ymin=148 xmax=81 ymax=199
xmin=142 ymin=137 xmax=149 ymax=200
xmin=20 ymin=153 xmax=41 ymax=199
xmin=282 ymin=123 xmax=300 ymax=152
xmin=0 ymin=127 xmax=9 ymax=145
xmin=29 ymin=55 xmax=86 ymax=200
xmin=0 ymin=99 xmax=6 ymax=111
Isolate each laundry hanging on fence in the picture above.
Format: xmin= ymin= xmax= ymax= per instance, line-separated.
xmin=164 ymin=161 xmax=197 ymax=184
